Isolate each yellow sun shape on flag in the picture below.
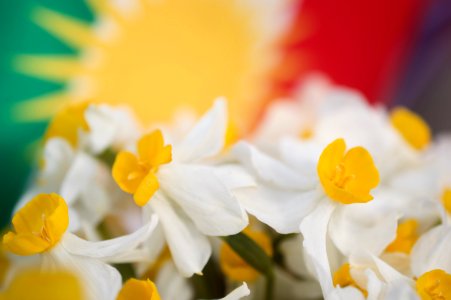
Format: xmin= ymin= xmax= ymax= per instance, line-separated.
xmin=14 ymin=0 xmax=291 ymax=130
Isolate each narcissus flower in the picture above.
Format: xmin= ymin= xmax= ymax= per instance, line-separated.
xmin=300 ymin=139 xmax=383 ymax=295
xmin=112 ymin=99 xmax=248 ymax=277
xmin=233 ymin=137 xmax=392 ymax=297
xmin=15 ymin=103 xmax=141 ymax=233
xmin=4 ymin=193 xmax=69 ymax=255
xmin=3 ymin=193 xmax=158 ymax=300
xmin=14 ymin=138 xmax=116 ymax=232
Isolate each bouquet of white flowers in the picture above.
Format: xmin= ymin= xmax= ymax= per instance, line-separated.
xmin=1 ymin=78 xmax=450 ymax=300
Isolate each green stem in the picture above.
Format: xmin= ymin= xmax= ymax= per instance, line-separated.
xmin=265 ymin=272 xmax=274 ymax=300
xmin=221 ymin=232 xmax=275 ymax=300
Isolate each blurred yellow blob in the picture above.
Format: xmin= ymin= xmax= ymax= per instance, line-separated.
xmin=141 ymin=247 xmax=172 ymax=281
xmin=385 ymin=219 xmax=419 ymax=254
xmin=416 ymin=269 xmax=451 ymax=300
xmin=44 ymin=101 xmax=90 ymax=147
xmin=17 ymin=0 xmax=276 ymax=129
xmin=0 ymin=247 xmax=10 ymax=284
xmin=0 ymin=269 xmax=83 ymax=300
xmin=299 ymin=127 xmax=313 ymax=140
xmin=113 ymin=130 xmax=172 ymax=206
xmin=2 ymin=193 xmax=68 ymax=256
xmin=317 ymin=138 xmax=379 ymax=204
xmin=333 ymin=263 xmax=367 ymax=296
xmin=220 ymin=229 xmax=272 ymax=282
xmin=441 ymin=188 xmax=451 ymax=215
xmin=224 ymin=119 xmax=241 ymax=149
xmin=117 ymin=278 xmax=161 ymax=300
xmin=390 ymin=107 xmax=431 ymax=150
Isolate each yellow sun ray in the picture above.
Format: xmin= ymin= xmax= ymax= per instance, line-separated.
xmin=15 ymin=55 xmax=83 ymax=82
xmin=84 ymin=0 xmax=127 ymax=26
xmin=33 ymin=7 xmax=99 ymax=49
xmin=12 ymin=92 xmax=71 ymax=122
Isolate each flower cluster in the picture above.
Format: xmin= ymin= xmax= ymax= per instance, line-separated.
xmin=1 ymin=77 xmax=451 ymax=300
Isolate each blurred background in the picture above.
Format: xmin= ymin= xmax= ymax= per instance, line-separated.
xmin=1 ymin=0 xmax=450 ymax=226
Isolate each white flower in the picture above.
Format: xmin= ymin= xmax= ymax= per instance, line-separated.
xmin=15 ymin=138 xmax=116 ymax=232
xmin=232 ymin=137 xmax=398 ymax=297
xmin=112 ymin=99 xmax=249 ymax=277
xmin=3 ymin=193 xmax=158 ymax=300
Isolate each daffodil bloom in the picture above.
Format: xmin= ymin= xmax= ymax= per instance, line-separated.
xmin=336 ymin=232 xmax=451 ymax=300
xmin=232 ymin=137 xmax=400 ymax=297
xmin=3 ymin=193 xmax=158 ymax=300
xmin=300 ymin=139 xmax=383 ymax=296
xmin=362 ymin=223 xmax=451 ymax=300
xmin=286 ymin=86 xmax=437 ymax=227
xmin=112 ymin=99 xmax=248 ymax=277
xmin=117 ymin=278 xmax=250 ymax=300
xmin=14 ymin=103 xmax=141 ymax=234
xmin=14 ymin=138 xmax=115 ymax=232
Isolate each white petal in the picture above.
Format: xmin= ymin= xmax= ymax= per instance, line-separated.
xmin=329 ymin=204 xmax=398 ymax=256
xmin=61 ymin=215 xmax=158 ymax=262
xmin=84 ymin=104 xmax=140 ymax=153
xmin=384 ymin=281 xmax=419 ymax=300
xmin=215 ymin=164 xmax=257 ymax=190
xmin=237 ymin=186 xmax=319 ymax=234
xmin=214 ymin=283 xmax=250 ymax=300
xmin=370 ymin=254 xmax=411 ymax=284
xmin=411 ymin=224 xmax=451 ymax=276
xmin=174 ymin=98 xmax=227 ymax=162
xmin=158 ymin=163 xmax=248 ymax=236
xmin=41 ymin=138 xmax=74 ymax=187
xmin=299 ymin=199 xmax=337 ymax=295
xmin=252 ymin=100 xmax=306 ymax=147
xmin=232 ymin=141 xmax=314 ymax=189
xmin=84 ymin=104 xmax=118 ymax=154
xmin=60 ymin=152 xmax=98 ymax=205
xmin=156 ymin=261 xmax=194 ymax=300
xmin=150 ymin=193 xmax=211 ymax=277
xmin=140 ymin=204 xmax=167 ymax=266
xmin=279 ymin=137 xmax=322 ymax=177
xmin=365 ymin=269 xmax=384 ymax=300
xmin=327 ymin=286 xmax=365 ymax=300
xmin=44 ymin=244 xmax=121 ymax=300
